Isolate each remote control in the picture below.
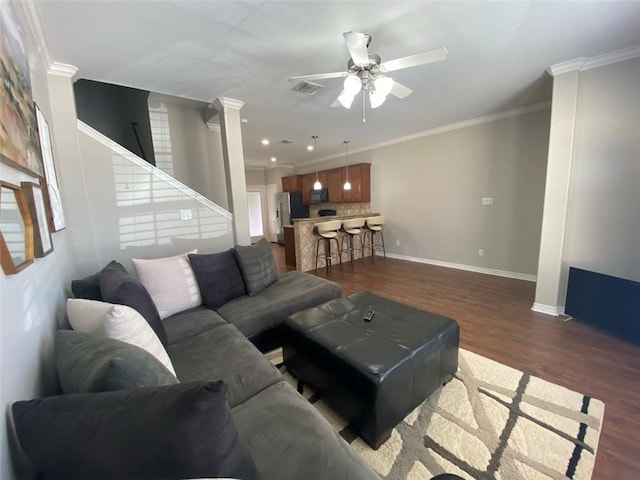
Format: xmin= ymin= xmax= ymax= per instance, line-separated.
xmin=363 ymin=309 xmax=375 ymax=322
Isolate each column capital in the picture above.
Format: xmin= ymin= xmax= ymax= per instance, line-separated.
xmin=48 ymin=62 xmax=79 ymax=78
xmin=547 ymin=59 xmax=587 ymax=76
xmin=212 ymin=97 xmax=245 ymax=111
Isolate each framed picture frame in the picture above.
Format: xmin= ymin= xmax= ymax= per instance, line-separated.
xmin=0 ymin=181 xmax=34 ymax=275
xmin=21 ymin=181 xmax=53 ymax=257
xmin=0 ymin=3 xmax=45 ymax=178
xmin=35 ymin=104 xmax=66 ymax=231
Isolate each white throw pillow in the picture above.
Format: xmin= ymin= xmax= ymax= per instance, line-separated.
xmin=66 ymin=298 xmax=175 ymax=375
xmin=132 ymin=250 xmax=202 ymax=319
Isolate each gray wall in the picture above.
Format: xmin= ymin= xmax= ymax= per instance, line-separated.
xmin=153 ymin=97 xmax=229 ymax=210
xmin=562 ymin=58 xmax=640 ymax=290
xmin=296 ymin=110 xmax=550 ymax=276
xmin=245 ymin=167 xmax=265 ymax=185
xmin=0 ymin=4 xmax=78 ymax=478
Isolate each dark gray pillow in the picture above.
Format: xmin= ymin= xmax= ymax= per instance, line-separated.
xmin=12 ymin=381 xmax=258 ymax=480
xmin=235 ymin=238 xmax=279 ymax=296
xmin=55 ymin=330 xmax=178 ymax=394
xmin=99 ymin=263 xmax=168 ymax=347
xmin=188 ymin=249 xmax=246 ymax=309
xmin=70 ymin=260 xmax=126 ymax=301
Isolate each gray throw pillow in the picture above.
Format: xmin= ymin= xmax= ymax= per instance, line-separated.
xmin=188 ymin=250 xmax=246 ymax=309
xmin=70 ymin=260 xmax=126 ymax=301
xmin=55 ymin=330 xmax=178 ymax=394
xmin=235 ymin=238 xmax=279 ymax=296
xmin=99 ymin=262 xmax=169 ymax=347
xmin=12 ymin=381 xmax=258 ymax=480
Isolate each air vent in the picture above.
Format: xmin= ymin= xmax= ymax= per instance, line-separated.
xmin=292 ymin=81 xmax=324 ymax=96
xmin=279 ymin=139 xmax=295 ymax=144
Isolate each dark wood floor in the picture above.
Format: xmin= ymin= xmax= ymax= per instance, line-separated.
xmin=270 ymin=244 xmax=640 ymax=480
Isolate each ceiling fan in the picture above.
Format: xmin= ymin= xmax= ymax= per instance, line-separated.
xmin=289 ymin=31 xmax=448 ymax=111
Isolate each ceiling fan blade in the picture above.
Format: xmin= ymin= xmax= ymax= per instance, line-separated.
xmin=379 ymin=47 xmax=448 ymax=73
xmin=389 ymin=81 xmax=413 ymax=99
xmin=288 ymin=71 xmax=347 ymax=82
xmin=343 ymin=31 xmax=370 ymax=67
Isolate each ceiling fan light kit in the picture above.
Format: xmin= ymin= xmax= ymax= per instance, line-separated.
xmin=289 ymin=31 xmax=447 ymax=116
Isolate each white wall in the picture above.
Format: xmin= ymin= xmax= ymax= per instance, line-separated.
xmin=0 ymin=3 xmax=78 ymax=478
xmin=296 ymin=110 xmax=550 ymax=276
xmin=561 ymin=58 xmax=640 ymax=292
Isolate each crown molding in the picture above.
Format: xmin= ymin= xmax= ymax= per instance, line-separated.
xmin=547 ymin=59 xmax=587 ymax=76
xmin=48 ymin=62 xmax=78 ymax=78
xmin=212 ymin=97 xmax=245 ymax=111
xmin=296 ymin=101 xmax=551 ymax=168
xmin=547 ymin=44 xmax=640 ymax=76
xmin=582 ymin=44 xmax=640 ymax=71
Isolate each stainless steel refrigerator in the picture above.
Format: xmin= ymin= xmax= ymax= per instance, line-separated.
xmin=276 ymin=191 xmax=308 ymax=244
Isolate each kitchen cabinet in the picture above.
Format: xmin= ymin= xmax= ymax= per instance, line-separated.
xmin=284 ymin=163 xmax=370 ymax=204
xmin=283 ymin=226 xmax=296 ymax=268
xmin=326 ymin=168 xmax=344 ymax=203
xmin=282 ymin=175 xmax=300 ymax=192
xmin=343 ymin=163 xmax=371 ymax=203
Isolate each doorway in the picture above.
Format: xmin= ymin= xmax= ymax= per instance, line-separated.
xmin=246 ymin=185 xmax=272 ymax=243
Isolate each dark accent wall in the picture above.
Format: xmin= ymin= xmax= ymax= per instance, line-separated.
xmin=74 ymin=79 xmax=156 ymax=165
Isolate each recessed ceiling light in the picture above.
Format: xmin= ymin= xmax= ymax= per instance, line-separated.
xmin=307 ymin=145 xmax=314 ymax=151
xmin=261 ymin=139 xmax=270 ymax=145
xmin=270 ymin=157 xmax=277 ymax=162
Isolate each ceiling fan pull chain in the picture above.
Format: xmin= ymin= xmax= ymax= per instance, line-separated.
xmin=362 ymin=91 xmax=366 ymax=123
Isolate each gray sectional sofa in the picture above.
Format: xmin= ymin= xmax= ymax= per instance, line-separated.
xmin=11 ymin=240 xmax=380 ymax=480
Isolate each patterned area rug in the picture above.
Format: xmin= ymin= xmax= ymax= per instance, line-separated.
xmin=267 ymin=348 xmax=604 ymax=480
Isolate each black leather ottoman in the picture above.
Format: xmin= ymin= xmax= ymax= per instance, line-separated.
xmin=282 ymin=291 xmax=459 ymax=449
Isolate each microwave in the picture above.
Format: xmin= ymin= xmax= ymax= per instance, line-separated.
xmin=310 ymin=188 xmax=329 ymax=204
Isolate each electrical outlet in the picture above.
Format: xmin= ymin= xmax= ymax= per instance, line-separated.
xmin=481 ymin=197 xmax=493 ymax=206
xmin=478 ymin=248 xmax=484 ymax=256
xmin=180 ymin=209 xmax=192 ymax=220
xmin=396 ymin=240 xmax=400 ymax=247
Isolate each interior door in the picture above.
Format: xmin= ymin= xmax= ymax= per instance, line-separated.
xmin=246 ymin=185 xmax=269 ymax=243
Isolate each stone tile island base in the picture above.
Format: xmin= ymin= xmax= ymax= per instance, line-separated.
xmin=293 ymin=208 xmax=378 ymax=272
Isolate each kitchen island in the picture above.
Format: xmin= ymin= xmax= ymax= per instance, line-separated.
xmin=291 ymin=213 xmax=378 ymax=272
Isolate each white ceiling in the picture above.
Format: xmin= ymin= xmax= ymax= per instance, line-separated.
xmin=36 ymin=1 xmax=640 ymax=167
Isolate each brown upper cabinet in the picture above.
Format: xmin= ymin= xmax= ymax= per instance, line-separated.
xmin=283 ymin=163 xmax=370 ymax=204
xmin=281 ymin=175 xmax=300 ymax=192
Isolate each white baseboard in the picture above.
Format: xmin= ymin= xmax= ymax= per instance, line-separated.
xmin=531 ymin=303 xmax=561 ymax=316
xmin=381 ymin=252 xmax=537 ymax=282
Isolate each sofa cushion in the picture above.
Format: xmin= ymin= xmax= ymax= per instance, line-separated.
xmin=188 ymin=249 xmax=247 ymax=309
xmin=232 ymin=381 xmax=378 ymax=480
xmin=99 ymin=263 xmax=169 ymax=347
xmin=55 ymin=330 xmax=178 ymax=394
xmin=132 ymin=251 xmax=202 ymax=319
xmin=70 ymin=260 xmax=125 ymax=301
xmin=66 ymin=298 xmax=175 ymax=375
xmin=235 ymin=238 xmax=279 ymax=296
xmin=168 ymin=324 xmax=281 ymax=408
xmin=218 ymin=271 xmax=343 ymax=337
xmin=12 ymin=381 xmax=257 ymax=480
xmin=163 ymin=306 xmax=228 ymax=345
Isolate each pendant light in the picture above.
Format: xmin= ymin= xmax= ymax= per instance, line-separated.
xmin=312 ymin=135 xmax=322 ymax=190
xmin=343 ymin=140 xmax=351 ymax=190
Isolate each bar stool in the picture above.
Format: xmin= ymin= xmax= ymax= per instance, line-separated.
xmin=341 ymin=217 xmax=365 ymax=263
xmin=362 ymin=215 xmax=387 ymax=259
xmin=313 ymin=220 xmax=342 ymax=273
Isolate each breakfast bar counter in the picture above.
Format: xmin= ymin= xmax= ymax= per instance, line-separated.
xmin=291 ymin=212 xmax=378 ymax=272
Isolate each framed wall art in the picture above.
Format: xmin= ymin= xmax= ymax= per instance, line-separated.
xmin=35 ymin=104 xmax=66 ymax=231
xmin=0 ymin=2 xmax=44 ymax=177
xmin=0 ymin=181 xmax=34 ymax=275
xmin=21 ymin=181 xmax=53 ymax=257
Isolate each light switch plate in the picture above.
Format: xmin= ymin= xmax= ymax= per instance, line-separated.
xmin=481 ymin=197 xmax=493 ymax=205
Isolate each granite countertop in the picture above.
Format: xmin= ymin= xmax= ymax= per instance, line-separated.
xmin=282 ymin=225 xmax=294 ymax=228
xmin=292 ymin=213 xmax=379 ymax=224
